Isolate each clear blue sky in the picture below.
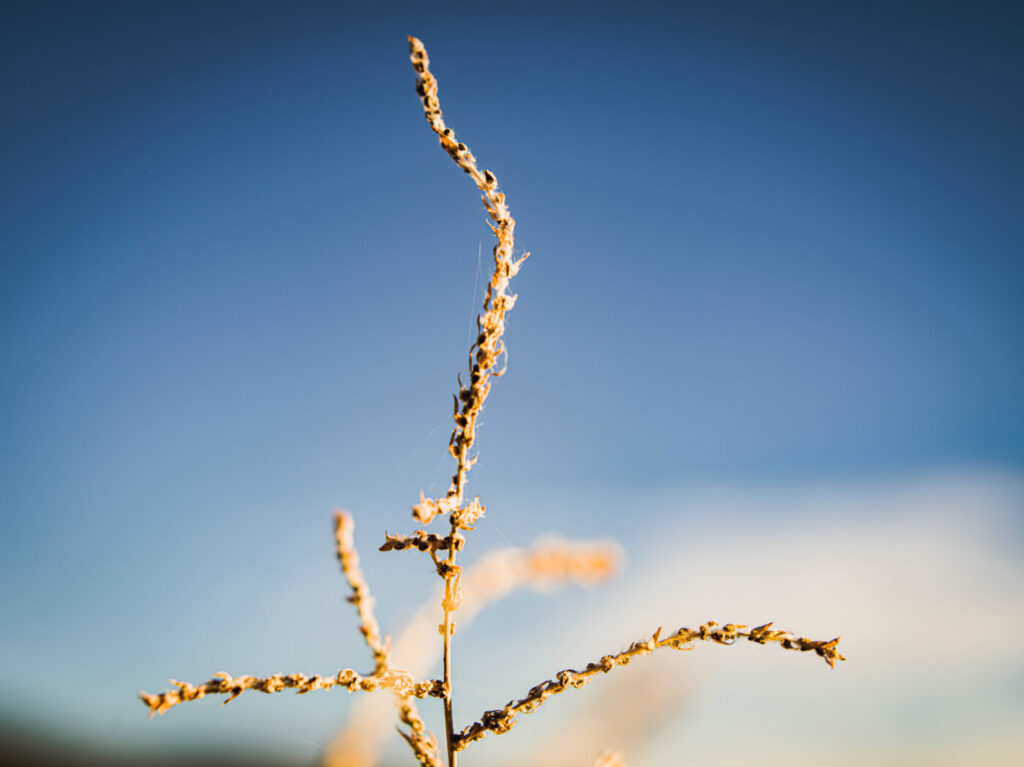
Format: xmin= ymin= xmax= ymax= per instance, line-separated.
xmin=1 ymin=1 xmax=1021 ymax=762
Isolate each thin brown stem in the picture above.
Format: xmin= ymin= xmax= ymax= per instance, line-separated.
xmin=442 ymin=514 xmax=459 ymax=767
xmin=442 ymin=620 xmax=456 ymax=767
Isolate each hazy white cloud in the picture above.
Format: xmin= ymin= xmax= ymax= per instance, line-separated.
xmin=7 ymin=471 xmax=1019 ymax=767
xmin=455 ymin=471 xmax=1024 ymax=767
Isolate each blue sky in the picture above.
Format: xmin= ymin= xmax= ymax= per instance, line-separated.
xmin=1 ymin=1 xmax=1022 ymax=764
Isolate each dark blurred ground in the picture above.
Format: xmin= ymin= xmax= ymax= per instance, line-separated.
xmin=0 ymin=719 xmax=306 ymax=767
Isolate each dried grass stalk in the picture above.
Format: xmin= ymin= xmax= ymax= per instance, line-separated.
xmin=380 ymin=530 xmax=466 ymax=554
xmin=335 ymin=511 xmax=391 ymax=674
xmin=405 ymin=34 xmax=530 ymax=766
xmin=406 ymin=35 xmax=528 ymax=530
xmin=139 ymin=669 xmax=445 ymax=718
xmin=142 ymin=36 xmax=843 ymax=767
xmin=396 ymin=696 xmax=443 ymax=767
xmin=453 ymin=622 xmax=844 ymax=750
xmin=335 ymin=511 xmax=443 ymax=767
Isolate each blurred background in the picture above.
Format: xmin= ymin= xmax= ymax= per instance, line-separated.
xmin=1 ymin=1 xmax=1022 ymax=765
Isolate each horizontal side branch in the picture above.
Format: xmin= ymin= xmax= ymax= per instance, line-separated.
xmin=380 ymin=530 xmax=465 ymax=554
xmin=139 ymin=668 xmax=446 ymax=717
xmin=454 ymin=621 xmax=843 ymax=751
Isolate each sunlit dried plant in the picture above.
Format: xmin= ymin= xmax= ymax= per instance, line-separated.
xmin=140 ymin=36 xmax=844 ymax=767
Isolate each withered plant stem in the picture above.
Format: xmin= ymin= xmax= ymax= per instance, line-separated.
xmin=442 ymin=618 xmax=456 ymax=767
xmin=454 ymin=622 xmax=845 ymax=750
xmin=405 ymin=34 xmax=528 ymax=767
xmin=335 ymin=512 xmax=441 ymax=766
xmin=140 ymin=37 xmax=844 ymax=767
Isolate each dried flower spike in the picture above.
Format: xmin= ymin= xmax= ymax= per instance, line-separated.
xmin=335 ymin=511 xmax=442 ymax=767
xmin=334 ymin=511 xmax=391 ymax=674
xmin=454 ymin=622 xmax=844 ymax=750
xmin=139 ymin=668 xmax=445 ymax=718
